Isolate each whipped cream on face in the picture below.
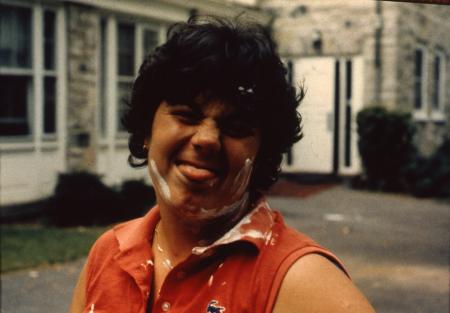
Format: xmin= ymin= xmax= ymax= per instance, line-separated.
xmin=197 ymin=192 xmax=249 ymax=219
xmin=193 ymin=158 xmax=253 ymax=220
xmin=232 ymin=158 xmax=253 ymax=197
xmin=150 ymin=157 xmax=254 ymax=221
xmin=150 ymin=159 xmax=172 ymax=202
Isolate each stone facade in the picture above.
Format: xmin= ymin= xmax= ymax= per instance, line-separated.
xmin=262 ymin=0 xmax=449 ymax=155
xmin=394 ymin=3 xmax=450 ymax=155
xmin=66 ymin=4 xmax=99 ymax=171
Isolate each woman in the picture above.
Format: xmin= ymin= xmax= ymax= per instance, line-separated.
xmin=70 ymin=17 xmax=375 ymax=313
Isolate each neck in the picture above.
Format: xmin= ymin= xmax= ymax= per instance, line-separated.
xmin=156 ymin=209 xmax=203 ymax=265
xmin=156 ymin=199 xmax=254 ymax=265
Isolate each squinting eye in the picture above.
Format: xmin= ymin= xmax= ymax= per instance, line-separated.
xmin=172 ymin=110 xmax=201 ymax=125
xmin=222 ymin=121 xmax=255 ymax=138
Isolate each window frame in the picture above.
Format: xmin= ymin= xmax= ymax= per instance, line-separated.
xmin=42 ymin=7 xmax=57 ymax=137
xmin=413 ymin=45 xmax=428 ymax=121
xmin=431 ymin=50 xmax=446 ymax=122
xmin=97 ymin=15 xmax=165 ymax=143
xmin=0 ymin=1 xmax=64 ymax=147
xmin=116 ymin=21 xmax=136 ymax=136
xmin=0 ymin=2 xmax=34 ymax=139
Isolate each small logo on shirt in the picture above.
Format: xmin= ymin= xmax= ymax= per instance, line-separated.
xmin=206 ymin=300 xmax=226 ymax=313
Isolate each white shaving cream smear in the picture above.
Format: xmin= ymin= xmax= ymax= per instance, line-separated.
xmin=194 ymin=158 xmax=253 ymax=220
xmin=192 ymin=202 xmax=274 ymax=255
xmin=150 ymin=159 xmax=171 ymax=201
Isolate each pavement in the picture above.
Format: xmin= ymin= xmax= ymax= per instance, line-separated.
xmin=1 ymin=181 xmax=449 ymax=313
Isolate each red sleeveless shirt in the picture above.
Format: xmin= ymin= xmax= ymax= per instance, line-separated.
xmin=83 ymin=200 xmax=346 ymax=313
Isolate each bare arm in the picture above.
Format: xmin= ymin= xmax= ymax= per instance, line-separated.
xmin=272 ymin=254 xmax=376 ymax=313
xmin=69 ymin=262 xmax=87 ymax=313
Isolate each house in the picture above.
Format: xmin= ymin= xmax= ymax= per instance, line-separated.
xmin=0 ymin=0 xmax=269 ymax=207
xmin=1 ymin=0 xmax=449 ymax=208
xmin=265 ymin=0 xmax=449 ymax=175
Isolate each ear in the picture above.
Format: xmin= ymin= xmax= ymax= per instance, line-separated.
xmin=140 ymin=134 xmax=150 ymax=157
xmin=144 ymin=136 xmax=150 ymax=149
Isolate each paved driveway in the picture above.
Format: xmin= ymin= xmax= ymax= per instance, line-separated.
xmin=270 ymin=185 xmax=449 ymax=313
xmin=1 ymin=185 xmax=449 ymax=313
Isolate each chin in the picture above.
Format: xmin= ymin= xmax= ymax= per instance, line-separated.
xmin=178 ymin=193 xmax=248 ymax=223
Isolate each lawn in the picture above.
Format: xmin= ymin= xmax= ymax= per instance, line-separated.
xmin=1 ymin=224 xmax=107 ymax=273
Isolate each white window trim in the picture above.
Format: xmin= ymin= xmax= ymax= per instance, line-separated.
xmin=413 ymin=45 xmax=427 ymax=121
xmin=97 ymin=16 xmax=108 ymax=141
xmin=97 ymin=16 xmax=165 ymax=146
xmin=105 ymin=16 xmax=117 ymax=147
xmin=431 ymin=50 xmax=446 ymax=122
xmin=0 ymin=2 xmax=66 ymax=152
xmin=55 ymin=4 xmax=67 ymax=169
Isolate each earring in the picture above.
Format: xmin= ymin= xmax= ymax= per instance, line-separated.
xmin=143 ymin=144 xmax=148 ymax=150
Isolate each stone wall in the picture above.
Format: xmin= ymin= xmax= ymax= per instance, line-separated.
xmin=66 ymin=4 xmax=99 ymax=171
xmin=263 ymin=0 xmax=449 ymax=155
xmin=263 ymin=0 xmax=395 ymax=111
xmin=394 ymin=3 xmax=450 ymax=155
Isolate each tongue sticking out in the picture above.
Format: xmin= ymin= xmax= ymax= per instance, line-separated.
xmin=178 ymin=164 xmax=218 ymax=182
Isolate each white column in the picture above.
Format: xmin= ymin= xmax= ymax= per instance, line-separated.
xmin=33 ymin=5 xmax=43 ymax=198
xmin=135 ymin=24 xmax=143 ymax=74
xmin=56 ymin=5 xmax=67 ymax=172
xmin=105 ymin=16 xmax=117 ymax=184
xmin=33 ymin=6 xmax=43 ymax=149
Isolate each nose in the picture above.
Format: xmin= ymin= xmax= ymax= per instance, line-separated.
xmin=191 ymin=120 xmax=221 ymax=155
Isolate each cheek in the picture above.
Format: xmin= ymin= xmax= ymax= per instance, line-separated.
xmin=228 ymin=138 xmax=260 ymax=168
xmin=148 ymin=125 xmax=182 ymax=159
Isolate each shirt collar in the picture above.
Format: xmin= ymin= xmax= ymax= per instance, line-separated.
xmin=191 ymin=198 xmax=275 ymax=255
xmin=114 ymin=197 xmax=274 ymax=257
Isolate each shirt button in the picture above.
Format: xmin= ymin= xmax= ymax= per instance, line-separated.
xmin=161 ymin=301 xmax=171 ymax=312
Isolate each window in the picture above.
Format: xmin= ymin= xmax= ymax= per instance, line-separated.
xmin=0 ymin=75 xmax=32 ymax=135
xmin=431 ymin=51 xmax=446 ymax=118
xmin=114 ymin=22 xmax=161 ymax=133
xmin=0 ymin=4 xmax=32 ymax=136
xmin=117 ymin=23 xmax=135 ymax=132
xmin=97 ymin=18 xmax=162 ymax=137
xmin=43 ymin=10 xmax=56 ymax=134
xmin=143 ymin=28 xmax=159 ymax=57
xmin=0 ymin=4 xmax=58 ymax=137
xmin=0 ymin=5 xmax=31 ymax=68
xmin=413 ymin=47 xmax=427 ymax=115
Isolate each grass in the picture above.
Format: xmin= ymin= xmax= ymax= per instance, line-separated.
xmin=1 ymin=224 xmax=108 ymax=273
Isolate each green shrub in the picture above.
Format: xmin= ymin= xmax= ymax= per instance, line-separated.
xmin=405 ymin=138 xmax=450 ymax=198
xmin=118 ymin=179 xmax=156 ymax=220
xmin=356 ymin=107 xmax=416 ymax=191
xmin=44 ymin=172 xmax=155 ymax=227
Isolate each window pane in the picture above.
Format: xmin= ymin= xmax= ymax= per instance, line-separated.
xmin=117 ymin=82 xmax=132 ymax=131
xmin=415 ymin=50 xmax=422 ymax=76
xmin=118 ymin=23 xmax=135 ymax=76
xmin=0 ymin=75 xmax=32 ymax=136
xmin=44 ymin=10 xmax=56 ymax=70
xmin=44 ymin=76 xmax=56 ymax=134
xmin=414 ymin=49 xmax=423 ymax=110
xmin=432 ymin=55 xmax=440 ymax=110
xmin=143 ymin=28 xmax=158 ymax=56
xmin=0 ymin=4 xmax=32 ymax=68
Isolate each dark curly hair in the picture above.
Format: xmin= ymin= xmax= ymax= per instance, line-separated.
xmin=122 ymin=16 xmax=303 ymax=193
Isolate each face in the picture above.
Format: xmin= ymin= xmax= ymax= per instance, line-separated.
xmin=145 ymin=97 xmax=261 ymax=223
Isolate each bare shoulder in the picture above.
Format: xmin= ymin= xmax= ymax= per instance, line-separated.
xmin=69 ymin=262 xmax=87 ymax=313
xmin=272 ymin=253 xmax=376 ymax=313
